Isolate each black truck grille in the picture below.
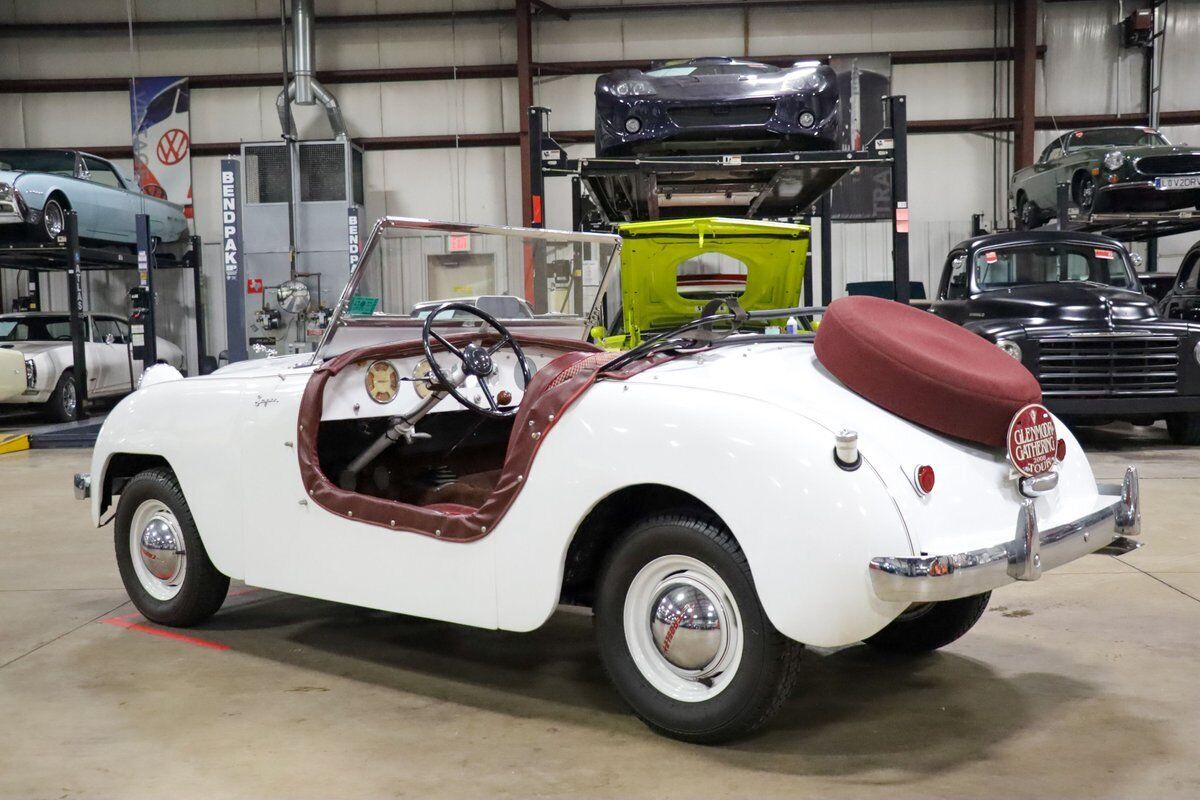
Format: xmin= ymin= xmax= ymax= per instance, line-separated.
xmin=1037 ymin=335 xmax=1180 ymax=397
xmin=668 ymin=103 xmax=775 ymax=128
xmin=1135 ymin=154 xmax=1200 ymax=176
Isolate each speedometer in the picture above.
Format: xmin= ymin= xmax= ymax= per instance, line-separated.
xmin=364 ymin=360 xmax=399 ymax=404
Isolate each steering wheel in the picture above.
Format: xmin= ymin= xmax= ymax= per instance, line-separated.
xmin=421 ymin=302 xmax=533 ymax=419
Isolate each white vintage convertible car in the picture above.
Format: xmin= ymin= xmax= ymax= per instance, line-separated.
xmin=1 ymin=311 xmax=184 ymax=421
xmin=77 ymin=218 xmax=1142 ymax=743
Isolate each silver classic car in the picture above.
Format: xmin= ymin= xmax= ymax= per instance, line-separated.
xmin=0 ymin=149 xmax=189 ymax=258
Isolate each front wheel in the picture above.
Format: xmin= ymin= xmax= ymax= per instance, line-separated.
xmin=594 ymin=513 xmax=804 ymax=743
xmin=1016 ymin=193 xmax=1041 ymax=229
xmin=114 ymin=468 xmax=229 ymax=627
xmin=1073 ymin=173 xmax=1096 ymax=213
xmin=1167 ymin=412 xmax=1200 ymax=445
xmin=864 ymin=592 xmax=990 ymax=653
xmin=39 ymin=197 xmax=67 ymax=241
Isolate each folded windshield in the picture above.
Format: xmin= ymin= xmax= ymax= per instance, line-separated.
xmin=974 ymin=243 xmax=1134 ymax=291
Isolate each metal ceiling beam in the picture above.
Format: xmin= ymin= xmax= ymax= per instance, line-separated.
xmin=71 ymin=109 xmax=1200 ymax=160
xmin=0 ymin=1 xmax=1009 ymax=35
xmin=0 ymin=47 xmax=1045 ymax=94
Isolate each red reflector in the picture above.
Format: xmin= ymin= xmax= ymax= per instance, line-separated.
xmin=915 ymin=464 xmax=936 ymax=495
xmin=1056 ymin=438 xmax=1067 ymax=461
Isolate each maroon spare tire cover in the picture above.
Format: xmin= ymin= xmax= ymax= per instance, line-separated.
xmin=813 ymin=296 xmax=1041 ymax=447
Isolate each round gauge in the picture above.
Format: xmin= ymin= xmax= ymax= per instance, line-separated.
xmin=365 ymin=360 xmax=400 ymax=404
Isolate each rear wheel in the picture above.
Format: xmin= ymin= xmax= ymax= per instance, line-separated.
xmin=1167 ymin=412 xmax=1200 ymax=445
xmin=594 ymin=513 xmax=804 ymax=743
xmin=46 ymin=369 xmax=77 ymax=422
xmin=114 ymin=468 xmax=229 ymax=627
xmin=864 ymin=593 xmax=990 ymax=653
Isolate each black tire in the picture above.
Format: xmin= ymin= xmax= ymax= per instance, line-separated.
xmin=46 ymin=369 xmax=78 ymax=422
xmin=39 ymin=196 xmax=67 ymax=241
xmin=114 ymin=468 xmax=229 ymax=627
xmin=1016 ymin=193 xmax=1040 ymax=229
xmin=865 ymin=592 xmax=990 ymax=653
xmin=1167 ymin=412 xmax=1200 ymax=445
xmin=1073 ymin=172 xmax=1096 ymax=213
xmin=595 ymin=513 xmax=804 ymax=744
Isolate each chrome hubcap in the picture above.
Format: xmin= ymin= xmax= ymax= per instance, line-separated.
xmin=128 ymin=499 xmax=186 ymax=601
xmin=624 ymin=555 xmax=743 ymax=702
xmin=650 ymin=580 xmax=726 ymax=674
xmin=45 ymin=203 xmax=64 ymax=237
xmin=61 ymin=380 xmax=76 ymax=417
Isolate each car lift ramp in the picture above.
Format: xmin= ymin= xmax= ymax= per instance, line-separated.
xmin=555 ymin=146 xmax=893 ymax=222
xmin=529 ymin=95 xmax=914 ymax=304
xmin=1044 ymin=181 xmax=1200 ymax=270
xmin=0 ymin=414 xmax=107 ymax=453
xmin=0 ymin=210 xmax=205 ymax=425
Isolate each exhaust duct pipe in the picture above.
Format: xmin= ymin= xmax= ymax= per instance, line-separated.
xmin=277 ymin=0 xmax=347 ymax=139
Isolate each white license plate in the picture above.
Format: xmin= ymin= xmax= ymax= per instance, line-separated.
xmin=1154 ymin=175 xmax=1200 ymax=190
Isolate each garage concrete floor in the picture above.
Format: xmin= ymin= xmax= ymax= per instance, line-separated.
xmin=1 ymin=424 xmax=1198 ymax=799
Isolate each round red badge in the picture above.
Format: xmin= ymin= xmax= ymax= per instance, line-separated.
xmin=1007 ymin=404 xmax=1058 ymax=477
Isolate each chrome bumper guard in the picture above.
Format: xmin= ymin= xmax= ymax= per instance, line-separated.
xmin=869 ymin=466 xmax=1142 ymax=603
xmin=73 ymin=473 xmax=91 ymax=501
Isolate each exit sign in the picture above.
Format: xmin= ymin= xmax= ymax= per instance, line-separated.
xmin=448 ymin=233 xmax=471 ymax=252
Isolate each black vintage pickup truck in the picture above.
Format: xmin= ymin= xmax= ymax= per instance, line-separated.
xmin=930 ymin=230 xmax=1200 ymax=444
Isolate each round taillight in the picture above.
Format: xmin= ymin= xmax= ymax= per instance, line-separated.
xmin=915 ymin=464 xmax=935 ymax=495
xmin=1056 ymin=438 xmax=1067 ymax=461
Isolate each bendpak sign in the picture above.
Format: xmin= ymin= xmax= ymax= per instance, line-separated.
xmin=221 ymin=159 xmax=248 ymax=362
xmin=130 ymin=77 xmax=193 ymax=218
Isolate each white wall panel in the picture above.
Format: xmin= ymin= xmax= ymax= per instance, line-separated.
xmin=893 ymin=62 xmax=1002 ymax=121
xmin=1040 ymin=0 xmax=1143 ymax=117
xmin=1161 ymin=1 xmax=1200 ymax=112
xmin=18 ymin=91 xmax=132 ymax=148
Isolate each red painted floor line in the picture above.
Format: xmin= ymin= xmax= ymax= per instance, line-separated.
xmin=101 ymin=617 xmax=230 ymax=651
xmin=98 ymin=588 xmax=261 ymax=651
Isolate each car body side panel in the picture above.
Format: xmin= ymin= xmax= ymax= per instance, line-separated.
xmin=91 ymin=375 xmax=255 ymax=576
xmin=490 ymin=379 xmax=914 ymax=647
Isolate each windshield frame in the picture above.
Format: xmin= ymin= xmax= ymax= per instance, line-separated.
xmin=312 ymin=216 xmax=622 ymax=363
xmin=1063 ymin=127 xmax=1169 ymax=152
xmin=970 ymin=241 xmax=1137 ymax=293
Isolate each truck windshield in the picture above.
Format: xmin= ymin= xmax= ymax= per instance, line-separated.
xmin=0 ymin=150 xmax=76 ymax=176
xmin=974 ymin=243 xmax=1135 ymax=291
xmin=1068 ymin=128 xmax=1167 ymax=148
xmin=0 ymin=316 xmax=73 ymax=341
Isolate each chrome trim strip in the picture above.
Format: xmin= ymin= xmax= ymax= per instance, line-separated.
xmin=869 ymin=466 xmax=1141 ymax=603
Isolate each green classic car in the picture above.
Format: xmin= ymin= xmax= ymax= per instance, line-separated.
xmin=1010 ymin=126 xmax=1200 ymax=228
xmin=589 ymin=217 xmax=810 ymax=349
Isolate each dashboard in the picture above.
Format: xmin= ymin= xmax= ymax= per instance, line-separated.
xmin=319 ymin=343 xmax=580 ymax=422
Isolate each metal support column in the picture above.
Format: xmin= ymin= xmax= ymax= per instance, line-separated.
xmin=1012 ymin=0 xmax=1038 ymax=170
xmin=801 ymin=211 xmax=813 ymax=306
xmin=889 ymin=96 xmax=911 ymax=304
xmin=820 ymin=195 xmax=833 ymax=305
xmin=1146 ymin=238 xmax=1159 ymax=273
xmin=516 ymin=0 xmax=535 ymax=228
xmin=571 ymin=176 xmax=583 ymax=232
xmin=65 ymin=211 xmax=87 ymax=420
xmin=134 ymin=214 xmax=159 ymax=366
xmin=1056 ymin=182 xmax=1071 ymax=229
xmin=190 ymin=234 xmax=208 ymax=369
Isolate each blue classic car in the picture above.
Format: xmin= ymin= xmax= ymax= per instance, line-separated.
xmin=0 ymin=149 xmax=189 ymax=258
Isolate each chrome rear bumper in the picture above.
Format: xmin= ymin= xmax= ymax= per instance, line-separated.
xmin=869 ymin=466 xmax=1141 ymax=603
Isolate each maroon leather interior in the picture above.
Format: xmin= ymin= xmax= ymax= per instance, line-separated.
xmin=813 ymin=296 xmax=1042 ymax=447
xmin=297 ymin=332 xmax=609 ymax=542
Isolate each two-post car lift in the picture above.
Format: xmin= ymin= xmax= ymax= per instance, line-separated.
xmin=527 ymin=95 xmax=914 ymax=304
xmin=0 ymin=211 xmax=205 ymax=421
